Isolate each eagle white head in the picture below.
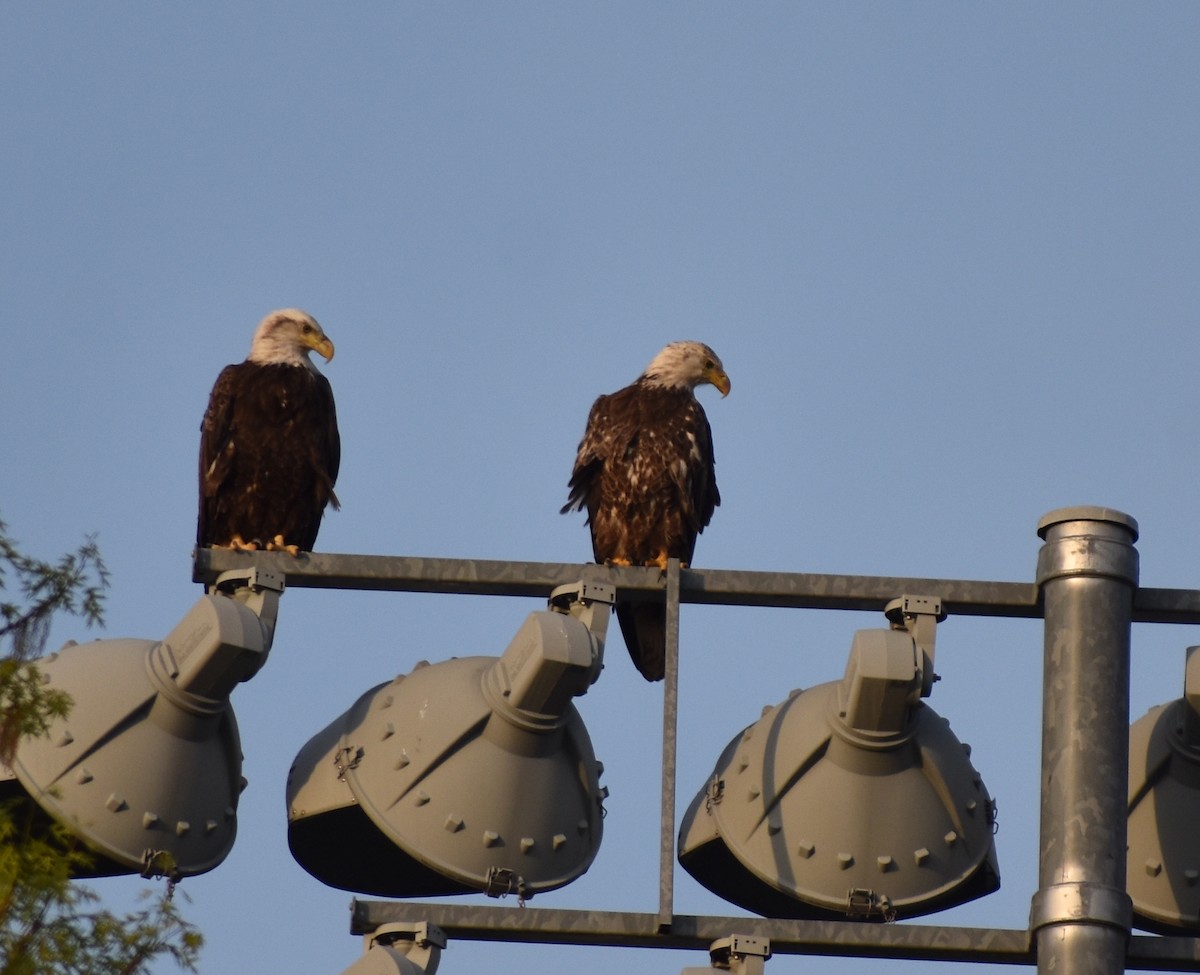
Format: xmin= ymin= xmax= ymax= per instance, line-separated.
xmin=248 ymin=309 xmax=335 ymax=371
xmin=642 ymin=341 xmax=731 ymax=396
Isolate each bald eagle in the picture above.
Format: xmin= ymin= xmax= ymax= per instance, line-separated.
xmin=198 ymin=309 xmax=341 ymax=555
xmin=562 ymin=341 xmax=730 ymax=681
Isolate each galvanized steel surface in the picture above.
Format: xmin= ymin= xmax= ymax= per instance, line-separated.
xmin=193 ymin=547 xmax=1200 ymax=623
xmin=194 ymin=513 xmax=1200 ymax=969
xmin=348 ymin=900 xmax=1200 ymax=967
xmin=1034 ymin=509 xmax=1138 ymax=975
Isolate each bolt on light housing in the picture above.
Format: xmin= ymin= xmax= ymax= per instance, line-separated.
xmin=287 ymin=581 xmax=613 ymax=900
xmin=1128 ymin=643 xmax=1200 ymax=932
xmin=338 ymin=921 xmax=446 ymax=975
xmin=678 ymin=596 xmax=999 ymax=921
xmin=0 ymin=569 xmax=282 ymax=880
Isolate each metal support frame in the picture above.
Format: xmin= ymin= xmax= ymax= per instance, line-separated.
xmin=1032 ymin=509 xmax=1139 ymax=974
xmin=659 ymin=558 xmax=682 ymax=932
xmin=193 ymin=548 xmax=1200 ymax=622
xmin=193 ymin=508 xmax=1200 ymax=971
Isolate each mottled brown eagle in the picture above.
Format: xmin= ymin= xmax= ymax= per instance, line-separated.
xmin=198 ymin=309 xmax=341 ymax=555
xmin=562 ymin=341 xmax=730 ymax=681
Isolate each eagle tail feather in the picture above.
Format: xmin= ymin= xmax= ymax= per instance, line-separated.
xmin=616 ymin=602 xmax=667 ymax=682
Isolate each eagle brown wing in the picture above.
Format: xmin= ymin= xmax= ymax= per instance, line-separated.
xmin=562 ymin=392 xmax=615 ymax=520
xmin=306 ymin=371 xmax=341 ymax=523
xmin=197 ymin=364 xmax=242 ymax=547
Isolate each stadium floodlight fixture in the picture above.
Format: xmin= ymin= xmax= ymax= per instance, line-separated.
xmin=338 ymin=921 xmax=446 ymax=975
xmin=1128 ymin=643 xmax=1200 ymax=932
xmin=678 ymin=595 xmax=999 ymax=921
xmin=0 ymin=567 xmax=282 ymax=880
xmin=287 ymin=580 xmax=613 ymax=900
xmin=679 ymin=935 xmax=771 ymax=975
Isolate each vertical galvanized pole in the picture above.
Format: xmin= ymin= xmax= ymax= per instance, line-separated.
xmin=1032 ymin=507 xmax=1138 ymax=975
xmin=657 ymin=558 xmax=682 ymax=931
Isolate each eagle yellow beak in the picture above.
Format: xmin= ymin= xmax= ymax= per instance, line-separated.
xmin=708 ymin=368 xmax=731 ymax=397
xmin=306 ymin=333 xmax=335 ymax=363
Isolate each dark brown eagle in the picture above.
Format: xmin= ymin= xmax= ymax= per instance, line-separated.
xmin=562 ymin=341 xmax=730 ymax=681
xmin=198 ymin=309 xmax=341 ymax=555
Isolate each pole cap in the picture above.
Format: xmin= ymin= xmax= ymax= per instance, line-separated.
xmin=1037 ymin=506 xmax=1139 ymax=542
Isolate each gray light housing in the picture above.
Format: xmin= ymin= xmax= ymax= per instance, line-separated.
xmin=287 ymin=584 xmax=611 ymax=899
xmin=0 ymin=574 xmax=280 ymax=879
xmin=1128 ymin=645 xmax=1200 ymax=932
xmin=679 ymin=617 xmax=999 ymax=921
xmin=340 ymin=922 xmax=445 ymax=975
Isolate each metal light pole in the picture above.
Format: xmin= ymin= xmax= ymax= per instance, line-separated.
xmin=1032 ymin=507 xmax=1138 ymax=975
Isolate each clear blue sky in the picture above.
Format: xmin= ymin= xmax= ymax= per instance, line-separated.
xmin=3 ymin=4 xmax=1199 ymax=973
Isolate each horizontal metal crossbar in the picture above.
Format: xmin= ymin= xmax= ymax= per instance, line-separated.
xmin=348 ymin=901 xmax=1200 ymax=970
xmin=193 ymin=548 xmax=1200 ymax=624
xmin=195 ymin=546 xmax=1200 ymax=968
xmin=350 ymin=901 xmax=1034 ymax=963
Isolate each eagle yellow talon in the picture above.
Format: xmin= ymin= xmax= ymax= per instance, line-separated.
xmin=606 ymin=557 xmax=633 ymax=567
xmin=646 ymin=552 xmax=671 ymax=571
xmin=265 ymin=535 xmax=303 ymax=557
xmin=224 ymin=535 xmax=259 ymax=552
